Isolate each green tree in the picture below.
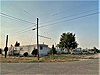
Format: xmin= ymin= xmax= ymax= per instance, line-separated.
xmin=58 ymin=32 xmax=78 ymax=53
xmin=93 ymin=47 xmax=99 ymax=53
xmin=15 ymin=41 xmax=20 ymax=47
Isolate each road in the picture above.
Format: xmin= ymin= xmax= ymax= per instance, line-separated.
xmin=0 ymin=59 xmax=100 ymax=75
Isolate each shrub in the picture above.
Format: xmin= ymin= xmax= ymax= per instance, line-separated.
xmin=24 ymin=52 xmax=28 ymax=57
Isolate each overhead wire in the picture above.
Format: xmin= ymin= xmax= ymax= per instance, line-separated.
xmin=13 ymin=24 xmax=36 ymax=34
xmin=38 ymin=35 xmax=51 ymax=39
xmin=38 ymin=12 xmax=99 ymax=29
xmin=11 ymin=28 xmax=33 ymax=35
xmin=16 ymin=8 xmax=97 ymax=33
xmin=0 ymin=12 xmax=37 ymax=34
xmin=0 ymin=12 xmax=36 ymax=25
xmin=1 ymin=9 xmax=98 ymax=35
xmin=23 ymin=9 xmax=36 ymax=19
xmin=12 ymin=9 xmax=37 ymax=34
xmin=38 ymin=7 xmax=61 ymax=19
xmin=2 ymin=7 xmax=98 ymax=46
xmin=11 ymin=8 xmax=98 ymax=34
xmin=12 ymin=11 xmax=99 ymax=35
xmin=40 ymin=8 xmax=98 ymax=25
xmin=1 ymin=9 xmax=99 ymax=46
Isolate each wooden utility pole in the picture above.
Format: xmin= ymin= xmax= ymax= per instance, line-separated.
xmin=6 ymin=35 xmax=8 ymax=47
xmin=37 ymin=18 xmax=39 ymax=60
xmin=4 ymin=35 xmax=8 ymax=58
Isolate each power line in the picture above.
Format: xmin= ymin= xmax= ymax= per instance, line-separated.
xmin=23 ymin=9 xmax=36 ymax=19
xmin=40 ymin=8 xmax=98 ymax=25
xmin=11 ymin=12 xmax=99 ymax=35
xmin=21 ymin=9 xmax=97 ymax=32
xmin=14 ymin=24 xmax=36 ymax=34
xmin=4 ymin=11 xmax=98 ymax=46
xmin=39 ymin=12 xmax=99 ymax=29
xmin=40 ymin=5 xmax=82 ymax=19
xmin=38 ymin=35 xmax=51 ymax=39
xmin=13 ymin=9 xmax=37 ymax=33
xmin=0 ymin=14 xmax=36 ymax=34
xmin=13 ymin=9 xmax=98 ymax=34
xmin=1 ymin=9 xmax=97 ymax=32
xmin=39 ymin=7 xmax=61 ymax=19
xmin=12 ymin=28 xmax=33 ymax=35
xmin=3 ymin=11 xmax=98 ymax=35
xmin=51 ymin=8 xmax=97 ymax=17
xmin=0 ymin=12 xmax=36 ymax=24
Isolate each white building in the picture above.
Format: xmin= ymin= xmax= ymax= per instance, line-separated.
xmin=71 ymin=48 xmax=82 ymax=54
xmin=8 ymin=44 xmax=50 ymax=57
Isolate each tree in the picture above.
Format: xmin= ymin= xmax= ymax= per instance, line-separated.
xmin=58 ymin=32 xmax=78 ymax=53
xmin=93 ymin=47 xmax=99 ymax=53
xmin=15 ymin=41 xmax=20 ymax=47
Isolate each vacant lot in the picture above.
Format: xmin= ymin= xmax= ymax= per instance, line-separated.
xmin=0 ymin=54 xmax=99 ymax=63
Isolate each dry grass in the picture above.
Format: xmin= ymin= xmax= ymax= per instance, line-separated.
xmin=0 ymin=55 xmax=38 ymax=63
xmin=0 ymin=54 xmax=98 ymax=63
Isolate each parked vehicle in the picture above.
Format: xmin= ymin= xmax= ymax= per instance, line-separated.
xmin=56 ymin=49 xmax=62 ymax=54
xmin=88 ymin=49 xmax=95 ymax=54
xmin=82 ymin=49 xmax=88 ymax=54
xmin=71 ymin=49 xmax=82 ymax=54
xmin=62 ymin=49 xmax=68 ymax=54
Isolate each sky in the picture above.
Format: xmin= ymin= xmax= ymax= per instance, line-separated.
xmin=0 ymin=0 xmax=99 ymax=49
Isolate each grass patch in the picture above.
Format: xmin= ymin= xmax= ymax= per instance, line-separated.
xmin=0 ymin=54 xmax=98 ymax=63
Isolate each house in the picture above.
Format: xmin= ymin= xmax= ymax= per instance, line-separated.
xmin=8 ymin=44 xmax=50 ymax=57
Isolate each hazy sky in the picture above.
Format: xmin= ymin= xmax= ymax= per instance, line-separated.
xmin=0 ymin=0 xmax=99 ymax=49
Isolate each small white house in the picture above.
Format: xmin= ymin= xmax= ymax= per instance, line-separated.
xmin=8 ymin=44 xmax=50 ymax=57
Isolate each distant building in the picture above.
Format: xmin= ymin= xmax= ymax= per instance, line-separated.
xmin=8 ymin=44 xmax=50 ymax=57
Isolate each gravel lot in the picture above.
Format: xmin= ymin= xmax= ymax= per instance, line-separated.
xmin=0 ymin=59 xmax=99 ymax=75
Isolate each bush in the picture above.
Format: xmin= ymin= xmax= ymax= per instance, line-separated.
xmin=31 ymin=49 xmax=38 ymax=57
xmin=24 ymin=52 xmax=28 ymax=57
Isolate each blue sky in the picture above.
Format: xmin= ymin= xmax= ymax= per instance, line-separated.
xmin=0 ymin=0 xmax=99 ymax=49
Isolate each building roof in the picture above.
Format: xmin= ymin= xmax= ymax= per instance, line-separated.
xmin=20 ymin=44 xmax=48 ymax=47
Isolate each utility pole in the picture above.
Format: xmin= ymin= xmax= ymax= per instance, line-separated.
xmin=33 ymin=18 xmax=50 ymax=60
xmin=37 ymin=18 xmax=39 ymax=60
xmin=4 ymin=35 xmax=8 ymax=58
xmin=6 ymin=35 xmax=8 ymax=47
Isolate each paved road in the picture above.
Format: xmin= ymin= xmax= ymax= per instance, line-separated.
xmin=0 ymin=59 xmax=99 ymax=75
